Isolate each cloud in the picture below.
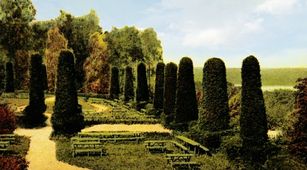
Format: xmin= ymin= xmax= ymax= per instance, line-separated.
xmin=182 ymin=29 xmax=229 ymax=47
xmin=256 ymin=0 xmax=298 ymax=15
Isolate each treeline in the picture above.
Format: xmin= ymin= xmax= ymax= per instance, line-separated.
xmin=0 ymin=0 xmax=162 ymax=92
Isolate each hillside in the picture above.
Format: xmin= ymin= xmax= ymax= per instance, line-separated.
xmin=194 ymin=68 xmax=307 ymax=86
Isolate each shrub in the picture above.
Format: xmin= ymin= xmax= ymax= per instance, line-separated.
xmin=124 ymin=66 xmax=134 ymax=102
xmin=41 ymin=64 xmax=48 ymax=90
xmin=287 ymin=78 xmax=307 ymax=163
xmin=110 ymin=67 xmax=120 ymax=99
xmin=153 ymin=62 xmax=165 ymax=112
xmin=0 ymin=104 xmax=16 ymax=134
xmin=174 ymin=57 xmax=198 ymax=129
xmin=163 ymin=62 xmax=177 ymax=125
xmin=200 ymin=58 xmax=229 ymax=131
xmin=240 ymin=55 xmax=268 ymax=163
xmin=136 ymin=63 xmax=149 ymax=102
xmin=5 ymin=62 xmax=14 ymax=92
xmin=51 ymin=50 xmax=84 ymax=135
xmin=22 ymin=54 xmax=47 ymax=127
xmin=0 ymin=156 xmax=28 ymax=170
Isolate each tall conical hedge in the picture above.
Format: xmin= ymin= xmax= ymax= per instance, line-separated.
xmin=42 ymin=64 xmax=48 ymax=90
xmin=5 ymin=62 xmax=14 ymax=92
xmin=163 ymin=62 xmax=177 ymax=124
xmin=110 ymin=67 xmax=120 ymax=99
xmin=201 ymin=58 xmax=229 ymax=131
xmin=240 ymin=55 xmax=268 ymax=162
xmin=23 ymin=54 xmax=47 ymax=127
xmin=175 ymin=57 xmax=198 ymax=127
xmin=124 ymin=66 xmax=134 ymax=102
xmin=153 ymin=62 xmax=165 ymax=111
xmin=136 ymin=63 xmax=149 ymax=102
xmin=51 ymin=50 xmax=84 ymax=135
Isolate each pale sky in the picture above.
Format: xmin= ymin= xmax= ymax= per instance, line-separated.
xmin=32 ymin=0 xmax=307 ymax=68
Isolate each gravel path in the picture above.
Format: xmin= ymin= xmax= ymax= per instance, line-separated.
xmin=15 ymin=127 xmax=88 ymax=170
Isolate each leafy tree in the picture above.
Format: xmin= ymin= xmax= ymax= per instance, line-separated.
xmin=84 ymin=32 xmax=109 ymax=94
xmin=110 ymin=67 xmax=120 ymax=99
xmin=287 ymin=78 xmax=307 ymax=163
xmin=0 ymin=0 xmax=36 ymax=61
xmin=240 ymin=55 xmax=268 ymax=163
xmin=57 ymin=10 xmax=102 ymax=90
xmin=140 ymin=28 xmax=163 ymax=89
xmin=153 ymin=62 xmax=165 ymax=111
xmin=31 ymin=20 xmax=55 ymax=54
xmin=0 ymin=104 xmax=16 ymax=134
xmin=41 ymin=64 xmax=48 ymax=90
xmin=124 ymin=66 xmax=134 ymax=102
xmin=14 ymin=50 xmax=29 ymax=89
xmin=5 ymin=62 xmax=14 ymax=92
xmin=45 ymin=27 xmax=68 ymax=92
xmin=136 ymin=63 xmax=149 ymax=103
xmin=175 ymin=57 xmax=198 ymax=127
xmin=51 ymin=50 xmax=84 ymax=135
xmin=201 ymin=58 xmax=229 ymax=131
xmin=22 ymin=54 xmax=47 ymax=127
xmin=163 ymin=62 xmax=177 ymax=124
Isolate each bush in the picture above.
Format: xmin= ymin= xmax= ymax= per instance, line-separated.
xmin=136 ymin=63 xmax=149 ymax=103
xmin=5 ymin=62 xmax=14 ymax=92
xmin=124 ymin=66 xmax=134 ymax=102
xmin=41 ymin=64 xmax=48 ymax=90
xmin=51 ymin=50 xmax=84 ymax=135
xmin=153 ymin=62 xmax=165 ymax=113
xmin=110 ymin=67 xmax=120 ymax=99
xmin=240 ymin=55 xmax=268 ymax=163
xmin=200 ymin=58 xmax=229 ymax=131
xmin=0 ymin=156 xmax=28 ymax=170
xmin=163 ymin=62 xmax=177 ymax=125
xmin=175 ymin=57 xmax=198 ymax=130
xmin=0 ymin=104 xmax=16 ymax=134
xmin=22 ymin=54 xmax=47 ymax=127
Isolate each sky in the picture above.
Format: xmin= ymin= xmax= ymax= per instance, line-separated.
xmin=32 ymin=0 xmax=307 ymax=68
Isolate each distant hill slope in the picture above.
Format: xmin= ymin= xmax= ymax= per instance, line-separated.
xmin=194 ymin=68 xmax=307 ymax=86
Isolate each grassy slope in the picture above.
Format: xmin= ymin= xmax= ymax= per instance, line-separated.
xmin=194 ymin=68 xmax=307 ymax=86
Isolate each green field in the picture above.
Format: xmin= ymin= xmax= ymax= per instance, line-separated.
xmin=194 ymin=68 xmax=307 ymax=86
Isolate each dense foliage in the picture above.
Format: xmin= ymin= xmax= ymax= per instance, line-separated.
xmin=14 ymin=50 xmax=29 ymax=90
xmin=5 ymin=62 xmax=14 ymax=92
xmin=41 ymin=64 xmax=48 ymax=90
xmin=51 ymin=50 xmax=84 ymax=135
xmin=45 ymin=27 xmax=68 ymax=92
xmin=22 ymin=54 xmax=47 ymax=127
xmin=124 ymin=66 xmax=134 ymax=102
xmin=201 ymin=58 xmax=229 ymax=131
xmin=0 ymin=0 xmax=35 ymax=60
xmin=110 ymin=67 xmax=120 ymax=99
xmin=287 ymin=78 xmax=307 ymax=163
xmin=136 ymin=63 xmax=149 ymax=102
xmin=163 ymin=62 xmax=177 ymax=125
xmin=0 ymin=104 xmax=16 ymax=134
xmin=240 ymin=55 xmax=268 ymax=163
xmin=84 ymin=32 xmax=109 ymax=94
xmin=0 ymin=156 xmax=28 ymax=170
xmin=153 ymin=62 xmax=165 ymax=112
xmin=175 ymin=57 xmax=198 ymax=128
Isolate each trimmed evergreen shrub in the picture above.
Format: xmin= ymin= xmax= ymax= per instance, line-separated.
xmin=0 ymin=104 xmax=16 ymax=134
xmin=201 ymin=58 xmax=230 ymax=131
xmin=42 ymin=64 xmax=48 ymax=90
xmin=240 ymin=55 xmax=268 ymax=163
xmin=174 ymin=57 xmax=198 ymax=129
xmin=136 ymin=63 xmax=149 ymax=102
xmin=22 ymin=54 xmax=47 ymax=127
xmin=51 ymin=50 xmax=84 ymax=135
xmin=153 ymin=62 xmax=165 ymax=112
xmin=287 ymin=78 xmax=307 ymax=163
xmin=124 ymin=66 xmax=134 ymax=102
xmin=5 ymin=62 xmax=14 ymax=92
xmin=110 ymin=67 xmax=120 ymax=99
xmin=163 ymin=62 xmax=177 ymax=125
